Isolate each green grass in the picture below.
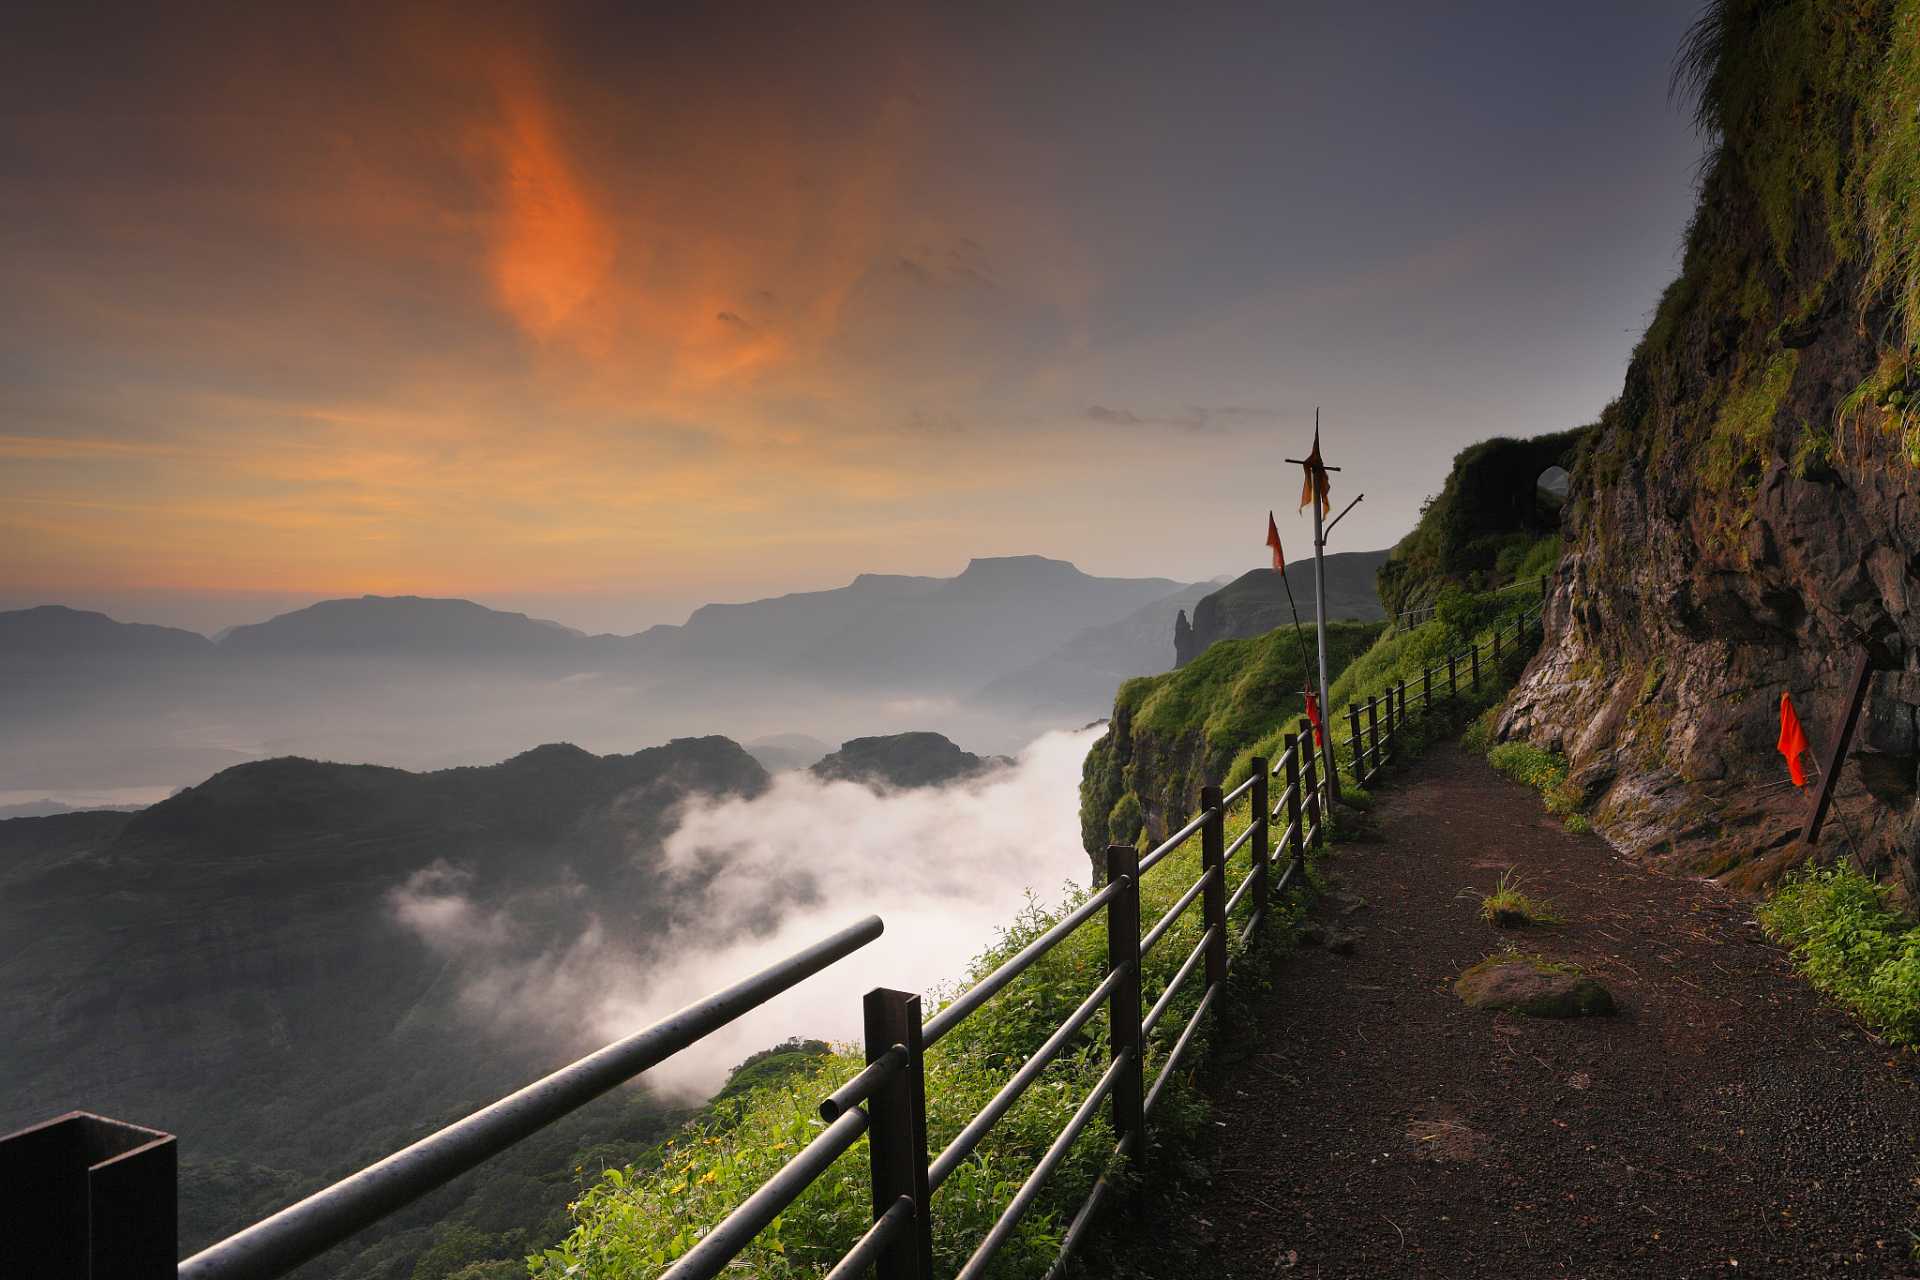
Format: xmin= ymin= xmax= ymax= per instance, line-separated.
xmin=534 ymin=793 xmax=1303 ymax=1279
xmin=1757 ymin=863 xmax=1920 ymax=1045
xmin=1483 ymin=740 xmax=1593 ymax=835
xmin=1467 ymin=870 xmax=1566 ymax=930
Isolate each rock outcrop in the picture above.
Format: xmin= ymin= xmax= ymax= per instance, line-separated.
xmin=809 ymin=732 xmax=1009 ymax=790
xmin=1499 ymin=2 xmax=1920 ymax=896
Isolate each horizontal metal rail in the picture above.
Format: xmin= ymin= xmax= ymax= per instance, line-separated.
xmin=1235 ymin=905 xmax=1266 ymax=951
xmin=660 ymin=1106 xmax=872 ymax=1280
xmin=927 ymin=962 xmax=1132 ymax=1191
xmin=1139 ymin=863 xmax=1217 ymax=959
xmin=922 ymin=877 xmax=1126 ymax=1048
xmin=177 ymin=915 xmax=884 ymax=1280
xmin=818 ymin=1046 xmax=906 ymax=1121
xmin=1043 ymin=1128 xmax=1139 ymax=1280
xmin=1140 ymin=806 xmax=1215 ymax=874
xmin=953 ymin=1049 xmax=1131 ymax=1280
xmin=1224 ymin=862 xmax=1258 ymax=918
xmin=1223 ymin=816 xmax=1260 ymax=862
xmin=1144 ymin=981 xmax=1221 ymax=1120
xmin=1268 ymin=781 xmax=1297 ymax=816
xmin=822 ymin=1196 xmax=915 ymax=1280
xmin=1142 ymin=924 xmax=1216 ymax=1038
xmin=1223 ymin=772 xmax=1258 ymax=806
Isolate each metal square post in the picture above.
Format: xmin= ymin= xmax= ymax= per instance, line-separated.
xmin=864 ymin=990 xmax=932 ymax=1280
xmin=1250 ymin=758 xmax=1269 ymax=916
xmin=1105 ymin=844 xmax=1145 ymax=1155
xmin=1283 ymin=736 xmax=1304 ymax=869
xmin=1200 ymin=786 xmax=1226 ymax=993
xmin=0 ymin=1110 xmax=176 ymax=1280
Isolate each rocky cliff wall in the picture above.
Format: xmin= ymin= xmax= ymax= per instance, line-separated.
xmin=1500 ymin=0 xmax=1920 ymax=895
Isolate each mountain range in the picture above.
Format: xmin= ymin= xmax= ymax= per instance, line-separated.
xmin=2 ymin=553 xmax=1386 ymax=804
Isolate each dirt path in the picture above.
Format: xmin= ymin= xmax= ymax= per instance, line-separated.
xmin=1122 ymin=742 xmax=1920 ymax=1279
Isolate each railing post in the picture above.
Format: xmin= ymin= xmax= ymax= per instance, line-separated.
xmin=1283 ymin=735 xmax=1305 ymax=868
xmin=1104 ymin=844 xmax=1145 ymax=1164
xmin=1471 ymin=642 xmax=1481 ymax=692
xmin=865 ymin=989 xmax=933 ymax=1280
xmin=1201 ymin=786 xmax=1226 ymax=993
xmin=0 ymin=1111 xmax=177 ymax=1280
xmin=1364 ymin=698 xmax=1380 ymax=783
xmin=1299 ymin=728 xmax=1322 ymax=847
xmin=1387 ymin=687 xmax=1399 ymax=763
xmin=1346 ymin=704 xmax=1363 ymax=784
xmin=1397 ymin=680 xmax=1407 ymax=725
xmin=1250 ymin=758 xmax=1269 ymax=917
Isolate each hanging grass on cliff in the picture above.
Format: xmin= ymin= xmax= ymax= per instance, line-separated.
xmin=1079 ymin=620 xmax=1383 ymax=856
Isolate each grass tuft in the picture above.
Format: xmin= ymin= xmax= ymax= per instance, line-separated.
xmin=1464 ymin=870 xmax=1566 ymax=930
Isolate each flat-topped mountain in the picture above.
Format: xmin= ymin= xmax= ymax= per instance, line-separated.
xmin=789 ymin=556 xmax=1185 ymax=692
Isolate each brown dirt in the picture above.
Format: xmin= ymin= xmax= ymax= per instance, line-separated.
xmin=1120 ymin=742 xmax=1920 ymax=1279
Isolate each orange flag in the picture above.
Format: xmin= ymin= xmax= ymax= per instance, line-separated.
xmin=1303 ymin=689 xmax=1325 ymax=748
xmin=1299 ymin=428 xmax=1331 ymax=518
xmin=1778 ymin=691 xmax=1810 ymax=787
xmin=1266 ymin=512 xmax=1285 ymax=575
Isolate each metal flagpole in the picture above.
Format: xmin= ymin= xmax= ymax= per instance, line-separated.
xmin=1310 ymin=478 xmax=1338 ymax=804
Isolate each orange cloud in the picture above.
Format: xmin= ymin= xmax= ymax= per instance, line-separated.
xmin=487 ymin=81 xmax=615 ymax=339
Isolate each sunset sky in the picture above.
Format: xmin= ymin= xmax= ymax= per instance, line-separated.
xmin=1 ymin=1 xmax=1705 ymax=635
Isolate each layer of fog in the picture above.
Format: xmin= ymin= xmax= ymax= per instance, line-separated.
xmin=393 ymin=727 xmax=1101 ymax=1100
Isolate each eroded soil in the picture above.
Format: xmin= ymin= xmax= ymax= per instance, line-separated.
xmin=1120 ymin=742 xmax=1920 ymax=1279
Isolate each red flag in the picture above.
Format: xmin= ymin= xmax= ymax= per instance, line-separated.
xmin=1266 ymin=512 xmax=1285 ymax=576
xmin=1778 ymin=691 xmax=1809 ymax=787
xmin=1303 ymin=688 xmax=1325 ymax=748
xmin=1298 ymin=428 xmax=1331 ymax=518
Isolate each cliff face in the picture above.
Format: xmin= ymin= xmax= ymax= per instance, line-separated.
xmin=1500 ymin=1 xmax=1920 ymax=894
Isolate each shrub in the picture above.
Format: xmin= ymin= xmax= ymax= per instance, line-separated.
xmin=1759 ymin=864 xmax=1920 ymax=1044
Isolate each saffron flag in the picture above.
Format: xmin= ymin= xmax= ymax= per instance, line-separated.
xmin=1778 ymin=691 xmax=1810 ymax=787
xmin=1299 ymin=428 xmax=1332 ymax=518
xmin=1267 ymin=512 xmax=1285 ymax=575
xmin=1304 ymin=688 xmax=1325 ymax=749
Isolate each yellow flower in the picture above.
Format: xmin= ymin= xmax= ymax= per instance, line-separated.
xmin=700 ymin=1170 xmax=719 ymax=1184
xmin=669 ymin=1181 xmax=687 ymax=1193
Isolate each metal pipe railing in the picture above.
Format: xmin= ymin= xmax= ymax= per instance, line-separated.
xmin=1142 ymin=924 xmax=1217 ymax=1038
xmin=927 ymin=963 xmax=1132 ymax=1191
xmin=1139 ymin=806 xmax=1215 ymax=873
xmin=177 ymin=915 xmax=884 ymax=1280
xmin=921 ymin=878 xmax=1127 ymax=1048
xmin=661 ymin=1106 xmax=873 ymax=1280
xmin=1139 ymin=862 xmax=1217 ymax=958
xmin=953 ymin=1048 xmax=1131 ymax=1280
xmin=1144 ymin=982 xmax=1220 ymax=1119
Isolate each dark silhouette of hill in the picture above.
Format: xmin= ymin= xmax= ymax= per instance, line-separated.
xmin=0 ymin=737 xmax=768 ymax=1269
xmin=660 ymin=574 xmax=946 ymax=667
xmin=788 ymin=556 xmax=1184 ymax=692
xmin=1183 ymin=549 xmax=1389 ymax=662
xmin=215 ymin=595 xmax=603 ymax=663
xmin=808 ymin=732 xmax=1009 ymax=790
xmin=0 ymin=604 xmax=213 ymax=670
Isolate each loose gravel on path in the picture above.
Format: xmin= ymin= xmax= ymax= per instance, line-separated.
xmin=1121 ymin=742 xmax=1920 ymax=1279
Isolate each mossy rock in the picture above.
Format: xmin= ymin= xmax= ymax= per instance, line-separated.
xmin=1453 ymin=956 xmax=1616 ymax=1018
